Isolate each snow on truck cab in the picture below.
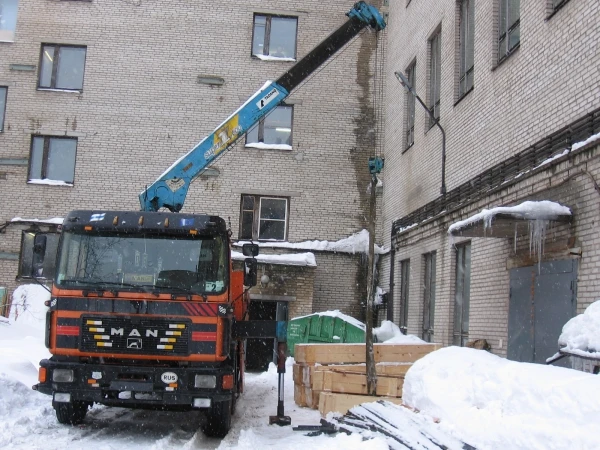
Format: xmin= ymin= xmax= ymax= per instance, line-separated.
xmin=32 ymin=1 xmax=386 ymax=438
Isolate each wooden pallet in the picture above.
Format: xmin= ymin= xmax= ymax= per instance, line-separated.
xmin=319 ymin=392 xmax=403 ymax=416
xmin=293 ymin=383 xmax=321 ymax=409
xmin=295 ymin=343 xmax=441 ymax=365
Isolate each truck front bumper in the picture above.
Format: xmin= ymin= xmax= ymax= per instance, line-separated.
xmin=33 ymin=359 xmax=233 ymax=410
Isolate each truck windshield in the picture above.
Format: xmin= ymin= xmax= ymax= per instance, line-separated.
xmin=55 ymin=232 xmax=228 ymax=295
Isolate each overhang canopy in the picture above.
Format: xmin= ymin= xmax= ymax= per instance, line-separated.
xmin=448 ymin=201 xmax=572 ymax=239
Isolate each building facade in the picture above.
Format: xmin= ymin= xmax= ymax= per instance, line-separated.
xmin=0 ymin=0 xmax=387 ymax=324
xmin=382 ymin=0 xmax=599 ymax=362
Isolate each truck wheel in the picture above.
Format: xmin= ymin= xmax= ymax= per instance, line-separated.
xmin=202 ymin=399 xmax=232 ymax=438
xmin=55 ymin=401 xmax=89 ymax=425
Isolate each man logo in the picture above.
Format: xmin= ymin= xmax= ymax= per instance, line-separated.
xmin=127 ymin=338 xmax=142 ymax=349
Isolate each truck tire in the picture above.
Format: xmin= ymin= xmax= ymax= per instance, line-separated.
xmin=202 ymin=399 xmax=232 ymax=438
xmin=55 ymin=401 xmax=89 ymax=425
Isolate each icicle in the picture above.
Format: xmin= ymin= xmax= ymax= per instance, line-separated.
xmin=529 ymin=218 xmax=549 ymax=273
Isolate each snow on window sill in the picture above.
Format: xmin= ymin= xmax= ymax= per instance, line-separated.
xmin=28 ymin=179 xmax=74 ymax=187
xmin=253 ymin=54 xmax=296 ymax=62
xmin=37 ymin=88 xmax=82 ymax=94
xmin=245 ymin=142 xmax=293 ymax=151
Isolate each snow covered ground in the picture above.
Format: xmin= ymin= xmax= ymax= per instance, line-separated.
xmin=1 ymin=286 xmax=600 ymax=449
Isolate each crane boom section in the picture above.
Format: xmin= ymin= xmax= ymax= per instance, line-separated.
xmin=139 ymin=2 xmax=386 ymax=212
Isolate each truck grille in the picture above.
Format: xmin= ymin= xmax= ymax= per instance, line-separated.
xmin=80 ymin=316 xmax=191 ymax=356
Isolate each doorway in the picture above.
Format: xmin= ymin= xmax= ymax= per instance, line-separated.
xmin=508 ymin=259 xmax=577 ymax=365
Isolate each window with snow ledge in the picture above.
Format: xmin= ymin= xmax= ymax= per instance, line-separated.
xmin=28 ymin=135 xmax=77 ymax=185
xmin=252 ymin=14 xmax=297 ymax=61
xmin=38 ymin=44 xmax=87 ymax=92
xmin=0 ymin=0 xmax=19 ymax=42
xmin=246 ymin=105 xmax=293 ymax=150
xmin=240 ymin=195 xmax=289 ymax=241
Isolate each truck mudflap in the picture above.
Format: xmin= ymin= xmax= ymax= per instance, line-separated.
xmin=33 ymin=358 xmax=234 ymax=410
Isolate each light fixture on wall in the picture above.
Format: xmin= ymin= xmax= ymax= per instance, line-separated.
xmin=260 ymin=273 xmax=270 ymax=287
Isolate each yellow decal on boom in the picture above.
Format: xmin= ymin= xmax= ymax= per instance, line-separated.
xmin=204 ymin=115 xmax=243 ymax=161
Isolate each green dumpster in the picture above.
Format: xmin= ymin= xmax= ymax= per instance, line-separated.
xmin=287 ymin=311 xmax=366 ymax=356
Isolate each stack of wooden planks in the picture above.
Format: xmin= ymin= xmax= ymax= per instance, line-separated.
xmin=292 ymin=342 xmax=441 ymax=416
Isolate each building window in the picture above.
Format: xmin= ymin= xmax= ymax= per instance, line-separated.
xmin=19 ymin=230 xmax=60 ymax=279
xmin=252 ymin=14 xmax=297 ymax=60
xmin=0 ymin=86 xmax=6 ymax=132
xmin=0 ymin=0 xmax=18 ymax=42
xmin=422 ymin=251 xmax=436 ymax=342
xmin=458 ymin=0 xmax=474 ymax=99
xmin=428 ymin=28 xmax=441 ymax=128
xmin=399 ymin=259 xmax=410 ymax=334
xmin=38 ymin=44 xmax=87 ymax=91
xmin=240 ymin=195 xmax=288 ymax=241
xmin=28 ymin=136 xmax=77 ymax=184
xmin=246 ymin=105 xmax=293 ymax=148
xmin=453 ymin=242 xmax=471 ymax=346
xmin=404 ymin=62 xmax=416 ymax=150
xmin=548 ymin=0 xmax=570 ymax=17
xmin=498 ymin=0 xmax=520 ymax=63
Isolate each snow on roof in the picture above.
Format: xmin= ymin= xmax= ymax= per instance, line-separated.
xmin=254 ymin=54 xmax=296 ymax=62
xmin=448 ymin=200 xmax=571 ymax=234
xmin=572 ymin=131 xmax=600 ymax=151
xmin=26 ymin=179 xmax=73 ymax=187
xmin=558 ymin=300 xmax=600 ymax=357
xmin=292 ymin=310 xmax=366 ymax=331
xmin=236 ymin=229 xmax=388 ymax=255
xmin=11 ymin=217 xmax=64 ymax=225
xmin=231 ymin=250 xmax=316 ymax=267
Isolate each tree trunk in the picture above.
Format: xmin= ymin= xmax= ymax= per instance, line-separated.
xmin=365 ymin=176 xmax=378 ymax=396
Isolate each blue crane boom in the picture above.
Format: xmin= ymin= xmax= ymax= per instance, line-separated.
xmin=139 ymin=1 xmax=386 ymax=212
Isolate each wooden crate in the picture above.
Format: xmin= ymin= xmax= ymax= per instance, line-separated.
xmin=295 ymin=343 xmax=441 ymax=365
xmin=314 ymin=362 xmax=411 ymax=377
xmin=312 ymin=370 xmax=404 ymax=397
xmin=318 ymin=392 xmax=403 ymax=416
xmin=292 ymin=363 xmax=316 ymax=386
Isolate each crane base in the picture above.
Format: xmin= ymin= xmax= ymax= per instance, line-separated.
xmin=269 ymin=415 xmax=292 ymax=426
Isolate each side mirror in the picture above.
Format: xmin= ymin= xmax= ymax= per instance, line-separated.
xmin=242 ymin=243 xmax=259 ymax=257
xmin=244 ymin=258 xmax=257 ymax=287
xmin=32 ymin=234 xmax=47 ymax=278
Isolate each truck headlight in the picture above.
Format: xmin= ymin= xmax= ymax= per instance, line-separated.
xmin=194 ymin=375 xmax=216 ymax=389
xmin=53 ymin=369 xmax=74 ymax=383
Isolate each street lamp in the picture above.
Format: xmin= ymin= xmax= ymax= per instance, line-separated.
xmin=395 ymin=71 xmax=447 ymax=195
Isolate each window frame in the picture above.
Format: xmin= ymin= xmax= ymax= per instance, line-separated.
xmin=251 ymin=13 xmax=298 ymax=60
xmin=0 ymin=86 xmax=6 ymax=132
xmin=37 ymin=43 xmax=88 ymax=92
xmin=458 ymin=0 xmax=475 ymax=101
xmin=0 ymin=0 xmax=19 ymax=43
xmin=497 ymin=0 xmax=520 ymax=64
xmin=28 ymin=135 xmax=78 ymax=184
xmin=399 ymin=259 xmax=410 ymax=334
xmin=453 ymin=242 xmax=471 ymax=346
xmin=547 ymin=0 xmax=571 ymax=20
xmin=245 ymin=104 xmax=294 ymax=147
xmin=422 ymin=251 xmax=436 ymax=342
xmin=239 ymin=194 xmax=290 ymax=242
xmin=428 ymin=28 xmax=442 ymax=129
xmin=404 ymin=61 xmax=416 ymax=151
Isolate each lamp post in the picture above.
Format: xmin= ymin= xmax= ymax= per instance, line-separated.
xmin=395 ymin=71 xmax=447 ymax=195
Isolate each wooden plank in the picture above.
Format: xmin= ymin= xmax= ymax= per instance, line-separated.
xmin=293 ymin=383 xmax=320 ymax=409
xmin=295 ymin=343 xmax=441 ymax=364
xmin=313 ymin=370 xmax=403 ymax=397
xmin=318 ymin=392 xmax=403 ymax=416
xmin=292 ymin=363 xmax=316 ymax=386
xmin=314 ymin=363 xmax=411 ymax=377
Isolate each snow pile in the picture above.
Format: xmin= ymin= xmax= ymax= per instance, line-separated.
xmin=403 ymin=346 xmax=600 ymax=450
xmin=572 ymin=131 xmax=600 ymax=151
xmin=236 ymin=229 xmax=387 ymax=255
xmin=448 ymin=200 xmax=571 ymax=234
xmin=374 ymin=321 xmax=425 ymax=344
xmin=231 ymin=250 xmax=317 ymax=267
xmin=558 ymin=300 xmax=600 ymax=357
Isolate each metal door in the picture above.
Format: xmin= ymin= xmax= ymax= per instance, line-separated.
xmin=508 ymin=260 xmax=577 ymax=365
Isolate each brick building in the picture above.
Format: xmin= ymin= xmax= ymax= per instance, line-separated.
xmin=0 ymin=0 xmax=387 ymax=331
xmin=381 ymin=0 xmax=599 ymax=363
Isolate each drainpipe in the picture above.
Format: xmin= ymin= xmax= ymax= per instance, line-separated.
xmin=387 ymin=235 xmax=395 ymax=322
